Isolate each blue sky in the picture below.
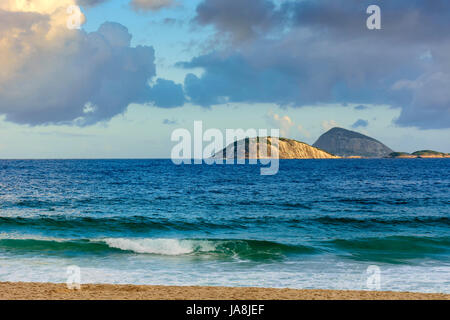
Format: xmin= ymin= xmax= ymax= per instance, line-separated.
xmin=0 ymin=0 xmax=449 ymax=158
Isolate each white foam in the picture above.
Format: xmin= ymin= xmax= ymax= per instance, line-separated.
xmin=101 ymin=238 xmax=217 ymax=255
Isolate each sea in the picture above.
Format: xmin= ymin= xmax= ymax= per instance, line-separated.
xmin=0 ymin=159 xmax=448 ymax=293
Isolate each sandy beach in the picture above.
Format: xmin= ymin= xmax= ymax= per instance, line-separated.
xmin=0 ymin=282 xmax=448 ymax=300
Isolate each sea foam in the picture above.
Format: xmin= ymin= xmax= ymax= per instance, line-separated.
xmin=102 ymin=238 xmax=217 ymax=255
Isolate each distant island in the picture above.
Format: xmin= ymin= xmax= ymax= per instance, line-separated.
xmin=213 ymin=137 xmax=339 ymax=159
xmin=389 ymin=150 xmax=450 ymax=158
xmin=313 ymin=127 xmax=393 ymax=158
xmin=213 ymin=127 xmax=448 ymax=159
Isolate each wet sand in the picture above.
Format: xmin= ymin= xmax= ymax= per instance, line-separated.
xmin=0 ymin=282 xmax=448 ymax=300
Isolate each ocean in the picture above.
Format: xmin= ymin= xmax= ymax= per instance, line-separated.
xmin=0 ymin=159 xmax=449 ymax=293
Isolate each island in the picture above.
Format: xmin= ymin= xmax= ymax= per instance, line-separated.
xmin=213 ymin=137 xmax=339 ymax=159
xmin=211 ymin=128 xmax=448 ymax=160
xmin=389 ymin=150 xmax=450 ymax=158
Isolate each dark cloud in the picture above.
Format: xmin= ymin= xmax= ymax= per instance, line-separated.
xmin=130 ymin=0 xmax=175 ymax=12
xmin=195 ymin=0 xmax=282 ymax=43
xmin=179 ymin=54 xmax=301 ymax=106
xmin=148 ymin=79 xmax=185 ymax=108
xmin=394 ymin=72 xmax=450 ymax=129
xmin=351 ymin=119 xmax=369 ymax=128
xmin=185 ymin=0 xmax=450 ymax=129
xmin=77 ymin=0 xmax=109 ymax=7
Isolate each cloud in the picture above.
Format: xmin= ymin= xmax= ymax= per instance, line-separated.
xmin=321 ymin=120 xmax=339 ymax=131
xmin=184 ymin=0 xmax=450 ymax=129
xmin=130 ymin=0 xmax=175 ymax=12
xmin=162 ymin=118 xmax=178 ymax=125
xmin=77 ymin=0 xmax=175 ymax=11
xmin=179 ymin=54 xmax=301 ymax=107
xmin=296 ymin=124 xmax=311 ymax=138
xmin=354 ymin=105 xmax=368 ymax=111
xmin=148 ymin=79 xmax=185 ymax=108
xmin=77 ymin=0 xmax=109 ymax=7
xmin=0 ymin=1 xmax=184 ymax=126
xmin=266 ymin=111 xmax=310 ymax=138
xmin=351 ymin=119 xmax=369 ymax=128
xmin=194 ymin=0 xmax=282 ymax=44
xmin=393 ymin=72 xmax=450 ymax=129
xmin=163 ymin=18 xmax=183 ymax=26
xmin=266 ymin=111 xmax=294 ymax=137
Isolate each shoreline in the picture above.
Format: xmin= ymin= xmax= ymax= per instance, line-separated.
xmin=0 ymin=282 xmax=448 ymax=300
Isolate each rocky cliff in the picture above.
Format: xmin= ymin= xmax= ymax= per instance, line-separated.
xmin=313 ymin=127 xmax=393 ymax=158
xmin=213 ymin=137 xmax=339 ymax=159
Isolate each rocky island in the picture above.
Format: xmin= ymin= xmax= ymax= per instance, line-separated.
xmin=313 ymin=127 xmax=393 ymax=158
xmin=213 ymin=137 xmax=339 ymax=159
xmin=389 ymin=150 xmax=450 ymax=158
xmin=212 ymin=128 xmax=448 ymax=160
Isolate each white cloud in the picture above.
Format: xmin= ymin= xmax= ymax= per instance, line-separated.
xmin=321 ymin=120 xmax=339 ymax=131
xmin=297 ymin=124 xmax=311 ymax=138
xmin=266 ymin=111 xmax=310 ymax=139
xmin=267 ymin=111 xmax=294 ymax=137
xmin=0 ymin=1 xmax=182 ymax=126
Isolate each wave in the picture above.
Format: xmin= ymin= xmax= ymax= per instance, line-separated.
xmin=1 ymin=234 xmax=449 ymax=264
xmin=235 ymin=200 xmax=311 ymax=209
xmin=0 ymin=216 xmax=232 ymax=232
xmin=331 ymin=197 xmax=447 ymax=206
xmin=328 ymin=236 xmax=450 ymax=263
xmin=5 ymin=196 xmax=447 ymax=210
xmin=0 ymin=238 xmax=116 ymax=254
xmin=2 ymin=198 xmax=160 ymax=209
xmin=2 ymin=215 xmax=448 ymax=235
xmin=0 ymin=237 xmax=316 ymax=260
xmin=314 ymin=216 xmax=450 ymax=226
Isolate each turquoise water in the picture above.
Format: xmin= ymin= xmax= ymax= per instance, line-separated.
xmin=0 ymin=159 xmax=449 ymax=292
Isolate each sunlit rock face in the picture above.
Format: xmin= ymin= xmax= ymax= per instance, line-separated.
xmin=213 ymin=137 xmax=339 ymax=159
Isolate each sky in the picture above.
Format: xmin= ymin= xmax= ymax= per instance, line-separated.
xmin=0 ymin=0 xmax=449 ymax=158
